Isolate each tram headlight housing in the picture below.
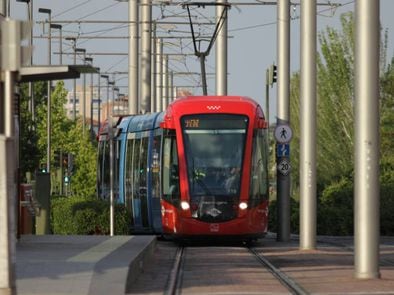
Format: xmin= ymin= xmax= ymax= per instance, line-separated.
xmin=180 ymin=201 xmax=190 ymax=210
xmin=239 ymin=202 xmax=248 ymax=210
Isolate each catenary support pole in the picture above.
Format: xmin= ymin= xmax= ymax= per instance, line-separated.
xmin=162 ymin=55 xmax=169 ymax=109
xmin=354 ymin=0 xmax=380 ymax=279
xmin=300 ymin=0 xmax=317 ymax=250
xmin=156 ymin=38 xmax=163 ymax=111
xmin=129 ymin=0 xmax=138 ymax=114
xmin=216 ymin=0 xmax=227 ymax=95
xmin=276 ymin=0 xmax=291 ymax=242
xmin=140 ymin=0 xmax=151 ymax=113
xmin=151 ymin=22 xmax=156 ymax=112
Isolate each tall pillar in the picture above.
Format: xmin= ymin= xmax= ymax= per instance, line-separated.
xmin=140 ymin=0 xmax=152 ymax=113
xmin=216 ymin=0 xmax=227 ymax=95
xmin=156 ymin=38 xmax=163 ymax=112
xmin=129 ymin=0 xmax=139 ymax=114
xmin=300 ymin=0 xmax=317 ymax=250
xmin=354 ymin=0 xmax=380 ymax=279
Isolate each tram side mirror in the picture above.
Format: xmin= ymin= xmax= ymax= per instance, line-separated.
xmin=257 ymin=118 xmax=268 ymax=129
xmin=160 ymin=120 xmax=175 ymax=129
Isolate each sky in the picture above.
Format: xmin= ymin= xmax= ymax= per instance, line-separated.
xmin=11 ymin=0 xmax=394 ymax=122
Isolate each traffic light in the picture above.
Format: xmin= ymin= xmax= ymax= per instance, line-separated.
xmin=39 ymin=163 xmax=47 ymax=173
xmin=269 ymin=64 xmax=277 ymax=86
xmin=62 ymin=154 xmax=69 ymax=169
xmin=54 ymin=150 xmax=61 ymax=168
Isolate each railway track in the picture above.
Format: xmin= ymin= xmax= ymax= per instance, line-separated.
xmin=165 ymin=245 xmax=308 ymax=295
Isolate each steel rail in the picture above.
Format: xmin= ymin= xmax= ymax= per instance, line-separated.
xmin=248 ymin=247 xmax=309 ymax=295
xmin=165 ymin=246 xmax=184 ymax=295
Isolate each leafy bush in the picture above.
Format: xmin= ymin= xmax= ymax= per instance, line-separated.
xmin=381 ymin=182 xmax=394 ymax=235
xmin=51 ymin=196 xmax=131 ymax=235
xmin=318 ymin=178 xmax=353 ymax=235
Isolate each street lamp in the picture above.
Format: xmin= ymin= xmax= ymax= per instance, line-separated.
xmin=96 ymin=67 xmax=101 ymax=132
xmin=100 ymin=74 xmax=114 ymax=236
xmin=76 ymin=48 xmax=86 ymax=135
xmin=108 ymin=81 xmax=115 ymax=118
xmin=113 ymin=87 xmax=119 ymax=116
xmin=65 ymin=37 xmax=77 ymax=121
xmin=38 ymin=7 xmax=52 ymax=173
xmin=50 ymin=24 xmax=62 ymax=64
xmin=101 ymin=75 xmax=109 ymax=122
xmin=85 ymin=57 xmax=94 ymax=138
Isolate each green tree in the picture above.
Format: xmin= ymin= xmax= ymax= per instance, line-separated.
xmin=19 ymin=81 xmax=47 ymax=178
xmin=29 ymin=80 xmax=97 ymax=197
xmin=35 ymin=81 xmax=73 ymax=164
xmin=290 ymin=12 xmax=391 ymax=186
xmin=66 ymin=120 xmax=97 ymax=197
xmin=380 ymin=56 xmax=394 ymax=183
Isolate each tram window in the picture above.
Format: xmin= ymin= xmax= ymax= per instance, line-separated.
xmin=133 ymin=138 xmax=142 ymax=197
xmin=139 ymin=136 xmax=149 ymax=191
xmin=162 ymin=130 xmax=180 ymax=204
xmin=125 ymin=137 xmax=135 ymax=211
xmin=114 ymin=140 xmax=120 ymax=200
xmin=151 ymin=131 xmax=162 ymax=198
xmin=249 ymin=129 xmax=269 ymax=204
xmin=181 ymin=114 xmax=248 ymax=197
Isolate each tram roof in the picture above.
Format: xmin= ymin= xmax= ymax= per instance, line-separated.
xmin=125 ymin=112 xmax=163 ymax=133
xmin=168 ymin=95 xmax=261 ymax=116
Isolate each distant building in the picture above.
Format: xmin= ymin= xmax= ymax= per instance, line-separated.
xmin=66 ymin=85 xmax=129 ymax=133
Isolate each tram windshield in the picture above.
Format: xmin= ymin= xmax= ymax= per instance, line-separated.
xmin=182 ymin=114 xmax=248 ymax=197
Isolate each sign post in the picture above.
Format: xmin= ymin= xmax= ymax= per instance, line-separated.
xmin=274 ymin=123 xmax=292 ymax=241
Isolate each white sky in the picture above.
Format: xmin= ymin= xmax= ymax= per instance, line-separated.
xmin=11 ymin=0 xmax=394 ymax=122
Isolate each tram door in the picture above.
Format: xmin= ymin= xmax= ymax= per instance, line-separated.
xmin=125 ymin=133 xmax=150 ymax=231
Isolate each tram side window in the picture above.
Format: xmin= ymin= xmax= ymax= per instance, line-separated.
xmin=162 ymin=130 xmax=180 ymax=204
xmin=133 ymin=138 xmax=142 ymax=197
xmin=125 ymin=138 xmax=135 ymax=212
xmin=151 ymin=131 xmax=162 ymax=198
xmin=138 ymin=136 xmax=149 ymax=193
xmin=249 ymin=129 xmax=269 ymax=205
xmin=114 ymin=139 xmax=120 ymax=200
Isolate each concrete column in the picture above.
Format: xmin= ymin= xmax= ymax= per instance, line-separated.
xmin=216 ymin=0 xmax=227 ymax=95
xmin=162 ymin=55 xmax=168 ymax=110
xmin=300 ymin=0 xmax=317 ymax=250
xmin=156 ymin=38 xmax=163 ymax=112
xmin=354 ymin=0 xmax=380 ymax=279
xmin=129 ymin=0 xmax=139 ymax=114
xmin=151 ymin=22 xmax=156 ymax=112
xmin=140 ymin=0 xmax=151 ymax=113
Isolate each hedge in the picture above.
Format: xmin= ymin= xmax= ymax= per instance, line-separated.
xmin=268 ymin=179 xmax=394 ymax=236
xmin=51 ymin=196 xmax=132 ymax=235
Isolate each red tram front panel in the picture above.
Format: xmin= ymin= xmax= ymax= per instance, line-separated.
xmin=160 ymin=96 xmax=269 ymax=238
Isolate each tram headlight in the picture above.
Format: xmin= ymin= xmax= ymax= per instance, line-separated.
xmin=180 ymin=201 xmax=190 ymax=210
xmin=239 ymin=202 xmax=248 ymax=210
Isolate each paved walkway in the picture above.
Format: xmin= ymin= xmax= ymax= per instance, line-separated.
xmin=260 ymin=235 xmax=394 ymax=294
xmin=16 ymin=235 xmax=156 ymax=295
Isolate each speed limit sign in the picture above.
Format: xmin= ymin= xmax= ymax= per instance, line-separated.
xmin=277 ymin=159 xmax=291 ymax=176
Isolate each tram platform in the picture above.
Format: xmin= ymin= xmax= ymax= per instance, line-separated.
xmin=15 ymin=235 xmax=156 ymax=295
xmin=15 ymin=234 xmax=394 ymax=294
